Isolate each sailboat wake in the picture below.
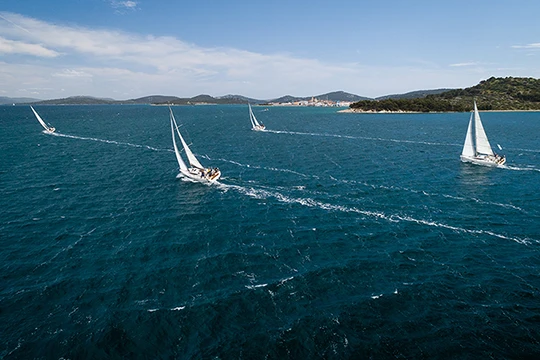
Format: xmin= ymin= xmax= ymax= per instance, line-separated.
xmin=218 ymin=182 xmax=536 ymax=246
xmin=199 ymin=155 xmax=313 ymax=178
xmin=202 ymin=155 xmax=525 ymax=213
xmin=332 ymin=177 xmax=525 ymax=212
xmin=50 ymin=132 xmax=169 ymax=152
xmin=501 ymin=164 xmax=540 ymax=172
xmin=264 ymin=129 xmax=458 ymax=147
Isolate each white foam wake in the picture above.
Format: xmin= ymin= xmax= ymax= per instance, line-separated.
xmin=264 ymin=129 xmax=458 ymax=147
xmin=509 ymin=147 xmax=540 ymax=153
xmin=333 ymin=177 xmax=525 ymax=212
xmin=204 ymin=156 xmax=525 ymax=213
xmin=199 ymin=155 xmax=313 ymax=178
xmin=219 ymin=183 xmax=535 ymax=245
xmin=148 ymin=306 xmax=185 ymax=312
xmin=502 ymin=165 xmax=540 ymax=172
xmin=50 ymin=132 xmax=169 ymax=152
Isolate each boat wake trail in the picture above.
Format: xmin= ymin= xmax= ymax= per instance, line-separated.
xmin=218 ymin=183 xmax=535 ymax=245
xmin=264 ymin=129 xmax=459 ymax=147
xmin=50 ymin=132 xmax=170 ymax=152
xmin=502 ymin=165 xmax=540 ymax=173
xmin=199 ymin=155 xmax=314 ymax=178
xmin=201 ymin=155 xmax=524 ymax=213
xmin=509 ymin=147 xmax=540 ymax=153
xmin=332 ymin=177 xmax=526 ymax=212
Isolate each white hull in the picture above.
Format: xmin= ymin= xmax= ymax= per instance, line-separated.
xmin=251 ymin=125 xmax=265 ymax=131
xmin=178 ymin=167 xmax=221 ymax=183
xmin=460 ymin=154 xmax=506 ymax=167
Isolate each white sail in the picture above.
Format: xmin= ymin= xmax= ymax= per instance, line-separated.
xmin=461 ymin=112 xmax=475 ymax=157
xmin=249 ymin=103 xmax=264 ymax=129
xmin=460 ymin=101 xmax=505 ymax=167
xmin=249 ymin=103 xmax=258 ymax=127
xmin=473 ymin=101 xmax=494 ymax=156
xmin=30 ymin=106 xmax=54 ymax=132
xmin=170 ymin=116 xmax=188 ymax=171
xmin=169 ymin=107 xmax=204 ymax=169
xmin=168 ymin=106 xmax=221 ymax=182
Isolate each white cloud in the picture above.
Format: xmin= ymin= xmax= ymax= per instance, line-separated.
xmin=1 ymin=12 xmax=537 ymax=100
xmin=52 ymin=69 xmax=93 ymax=78
xmin=449 ymin=62 xmax=479 ymax=67
xmin=512 ymin=43 xmax=540 ymax=49
xmin=110 ymin=1 xmax=139 ymax=10
xmin=0 ymin=36 xmax=59 ymax=57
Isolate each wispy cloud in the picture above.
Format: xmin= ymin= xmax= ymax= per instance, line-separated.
xmin=0 ymin=11 xmax=365 ymax=98
xmin=512 ymin=43 xmax=540 ymax=49
xmin=52 ymin=69 xmax=93 ymax=78
xmin=449 ymin=62 xmax=479 ymax=67
xmin=0 ymin=36 xmax=59 ymax=57
xmin=0 ymin=11 xmax=526 ymax=99
xmin=109 ymin=1 xmax=139 ymax=11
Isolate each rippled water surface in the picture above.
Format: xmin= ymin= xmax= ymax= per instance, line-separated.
xmin=1 ymin=105 xmax=540 ymax=358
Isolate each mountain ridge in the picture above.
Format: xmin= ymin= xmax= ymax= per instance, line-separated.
xmin=350 ymin=77 xmax=540 ymax=112
xmin=0 ymin=91 xmax=379 ymax=105
xmin=6 ymin=77 xmax=540 ymax=109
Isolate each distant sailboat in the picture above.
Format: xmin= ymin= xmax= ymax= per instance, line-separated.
xmin=460 ymin=101 xmax=505 ymax=167
xmin=248 ymin=103 xmax=265 ymax=131
xmin=30 ymin=106 xmax=55 ymax=133
xmin=169 ymin=106 xmax=221 ymax=183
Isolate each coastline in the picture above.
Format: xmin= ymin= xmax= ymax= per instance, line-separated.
xmin=338 ymin=108 xmax=421 ymax=114
xmin=338 ymin=108 xmax=540 ymax=114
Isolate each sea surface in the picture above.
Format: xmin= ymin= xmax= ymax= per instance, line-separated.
xmin=1 ymin=104 xmax=539 ymax=359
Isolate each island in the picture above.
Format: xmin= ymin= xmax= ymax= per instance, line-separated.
xmin=346 ymin=77 xmax=540 ymax=113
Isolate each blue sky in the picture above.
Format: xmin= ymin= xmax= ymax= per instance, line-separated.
xmin=1 ymin=0 xmax=539 ymax=100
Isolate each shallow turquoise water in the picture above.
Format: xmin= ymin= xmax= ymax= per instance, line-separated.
xmin=1 ymin=105 xmax=539 ymax=358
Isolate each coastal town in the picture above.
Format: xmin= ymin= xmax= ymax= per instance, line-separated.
xmin=263 ymin=96 xmax=353 ymax=108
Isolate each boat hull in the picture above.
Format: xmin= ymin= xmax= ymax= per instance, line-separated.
xmin=460 ymin=155 xmax=506 ymax=167
xmin=252 ymin=125 xmax=265 ymax=131
xmin=178 ymin=168 xmax=221 ymax=183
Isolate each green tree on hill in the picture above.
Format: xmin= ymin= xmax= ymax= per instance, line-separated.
xmin=350 ymin=77 xmax=540 ymax=112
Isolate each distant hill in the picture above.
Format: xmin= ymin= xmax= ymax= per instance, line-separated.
xmin=32 ymin=96 xmax=116 ymax=105
xmin=164 ymin=94 xmax=254 ymax=105
xmin=268 ymin=95 xmax=300 ymax=103
xmin=17 ymin=91 xmax=369 ymax=106
xmin=217 ymin=94 xmax=261 ymax=104
xmin=350 ymin=77 xmax=540 ymax=112
xmin=314 ymin=91 xmax=371 ymax=102
xmin=268 ymin=91 xmax=369 ymax=104
xmin=125 ymin=95 xmax=182 ymax=104
xmin=376 ymin=89 xmax=453 ymax=100
xmin=0 ymin=96 xmax=42 ymax=105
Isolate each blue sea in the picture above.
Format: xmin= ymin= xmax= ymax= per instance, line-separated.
xmin=1 ymin=104 xmax=539 ymax=359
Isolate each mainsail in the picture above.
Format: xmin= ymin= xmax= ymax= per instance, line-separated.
xmin=460 ymin=100 xmax=505 ymax=167
xmin=249 ymin=103 xmax=262 ymax=129
xmin=473 ymin=101 xmax=494 ymax=156
xmin=461 ymin=112 xmax=475 ymax=157
xmin=170 ymin=114 xmax=188 ymax=171
xmin=169 ymin=105 xmax=221 ymax=182
xmin=169 ymin=106 xmax=204 ymax=169
xmin=31 ymin=106 xmax=54 ymax=132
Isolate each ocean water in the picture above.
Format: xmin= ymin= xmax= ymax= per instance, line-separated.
xmin=1 ymin=104 xmax=539 ymax=359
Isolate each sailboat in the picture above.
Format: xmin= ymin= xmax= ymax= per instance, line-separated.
xmin=169 ymin=106 xmax=221 ymax=183
xmin=248 ymin=103 xmax=265 ymax=131
xmin=30 ymin=106 xmax=55 ymax=133
xmin=460 ymin=101 xmax=505 ymax=167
